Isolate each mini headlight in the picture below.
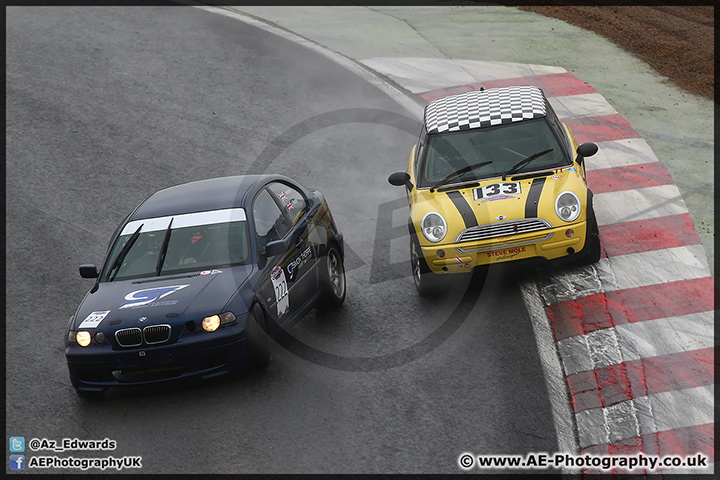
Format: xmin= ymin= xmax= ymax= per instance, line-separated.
xmin=94 ymin=331 xmax=106 ymax=344
xmin=555 ymin=191 xmax=581 ymax=222
xmin=76 ymin=331 xmax=92 ymax=347
xmin=202 ymin=315 xmax=221 ymax=332
xmin=421 ymin=212 xmax=447 ymax=243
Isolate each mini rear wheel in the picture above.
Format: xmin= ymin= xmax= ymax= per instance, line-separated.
xmin=578 ymin=206 xmax=601 ymax=265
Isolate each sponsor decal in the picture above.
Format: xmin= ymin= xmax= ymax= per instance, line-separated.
xmin=486 ymin=246 xmax=526 ymax=262
xmin=551 ymin=174 xmax=562 ymax=179
xmin=481 ymin=195 xmax=516 ymax=203
xmin=455 ymin=256 xmax=469 ymax=268
xmin=119 ymin=285 xmax=189 ymax=310
xmin=474 ymin=182 xmax=521 ymax=200
xmin=78 ymin=310 xmax=111 ymax=329
xmin=287 ymin=246 xmax=312 ymax=280
xmin=272 ymin=266 xmax=283 ymax=280
xmin=200 ymin=269 xmax=223 ymax=276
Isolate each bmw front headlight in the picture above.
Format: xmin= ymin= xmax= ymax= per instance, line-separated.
xmin=421 ymin=212 xmax=447 ymax=243
xmin=555 ymin=191 xmax=581 ymax=222
xmin=202 ymin=312 xmax=237 ymax=332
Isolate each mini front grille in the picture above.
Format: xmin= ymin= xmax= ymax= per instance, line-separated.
xmin=115 ymin=328 xmax=142 ymax=347
xmin=456 ymin=218 xmax=552 ymax=243
xmin=143 ymin=324 xmax=171 ymax=345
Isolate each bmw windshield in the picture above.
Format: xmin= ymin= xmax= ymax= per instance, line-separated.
xmin=103 ymin=208 xmax=252 ymax=282
xmin=418 ymin=118 xmax=569 ymax=188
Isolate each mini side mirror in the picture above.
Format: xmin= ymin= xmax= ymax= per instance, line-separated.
xmin=577 ymin=142 xmax=598 ymax=158
xmin=263 ymin=240 xmax=287 ymax=257
xmin=388 ymin=172 xmax=411 ymax=187
xmin=79 ymin=264 xmax=99 ymax=279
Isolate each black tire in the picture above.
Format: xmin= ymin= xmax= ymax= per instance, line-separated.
xmin=579 ymin=215 xmax=602 ymax=265
xmin=246 ymin=304 xmax=270 ymax=370
xmin=410 ymin=236 xmax=440 ymax=296
xmin=317 ymin=245 xmax=346 ymax=310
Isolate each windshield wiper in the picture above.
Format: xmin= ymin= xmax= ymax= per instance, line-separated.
xmin=502 ymin=148 xmax=554 ymax=181
xmin=430 ymin=161 xmax=493 ymax=192
xmin=107 ymin=223 xmax=144 ymax=282
xmin=155 ymin=218 xmax=174 ymax=276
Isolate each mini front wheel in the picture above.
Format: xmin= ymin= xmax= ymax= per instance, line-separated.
xmin=411 ymin=236 xmax=440 ymax=296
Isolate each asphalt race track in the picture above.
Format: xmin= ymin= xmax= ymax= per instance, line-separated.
xmin=6 ymin=7 xmax=560 ymax=474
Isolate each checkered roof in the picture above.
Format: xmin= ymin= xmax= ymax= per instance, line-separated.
xmin=424 ymin=86 xmax=547 ymax=134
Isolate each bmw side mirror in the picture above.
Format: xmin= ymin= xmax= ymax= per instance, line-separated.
xmin=388 ymin=172 xmax=411 ymax=188
xmin=263 ymin=240 xmax=287 ymax=257
xmin=79 ymin=264 xmax=99 ymax=279
xmin=577 ymin=143 xmax=598 ymax=158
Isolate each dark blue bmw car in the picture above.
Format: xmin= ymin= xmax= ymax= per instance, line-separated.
xmin=66 ymin=175 xmax=345 ymax=394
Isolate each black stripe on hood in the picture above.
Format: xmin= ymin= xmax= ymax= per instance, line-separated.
xmin=525 ymin=177 xmax=546 ymax=218
xmin=446 ymin=191 xmax=478 ymax=229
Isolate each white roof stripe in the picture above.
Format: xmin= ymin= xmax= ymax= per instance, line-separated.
xmin=121 ymin=208 xmax=247 ymax=235
xmin=424 ymin=85 xmax=547 ymax=134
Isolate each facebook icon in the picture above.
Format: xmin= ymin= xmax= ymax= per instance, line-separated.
xmin=10 ymin=455 xmax=25 ymax=470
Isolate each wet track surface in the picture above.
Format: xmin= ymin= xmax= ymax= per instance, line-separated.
xmin=7 ymin=7 xmax=558 ymax=473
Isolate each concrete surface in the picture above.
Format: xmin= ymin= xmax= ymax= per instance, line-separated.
xmin=223 ymin=4 xmax=714 ymax=277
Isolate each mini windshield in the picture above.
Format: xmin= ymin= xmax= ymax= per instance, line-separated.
xmin=418 ymin=118 xmax=568 ymax=188
xmin=103 ymin=209 xmax=251 ymax=282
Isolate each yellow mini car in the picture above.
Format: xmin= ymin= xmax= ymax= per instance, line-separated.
xmin=389 ymin=85 xmax=601 ymax=294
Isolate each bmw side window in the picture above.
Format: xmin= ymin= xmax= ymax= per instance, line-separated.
xmin=253 ymin=189 xmax=291 ymax=250
xmin=266 ymin=182 xmax=307 ymax=226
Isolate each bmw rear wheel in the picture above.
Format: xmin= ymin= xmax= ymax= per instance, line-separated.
xmin=318 ymin=245 xmax=346 ymax=310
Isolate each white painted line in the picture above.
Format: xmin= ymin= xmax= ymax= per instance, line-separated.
xmin=451 ymin=58 xmax=567 ymax=82
xmin=558 ymin=311 xmax=715 ymax=375
xmin=550 ymin=93 xmax=617 ymax=120
xmin=585 ymin=138 xmax=659 ymax=171
xmin=360 ymin=57 xmax=567 ymax=94
xmin=538 ymin=244 xmax=711 ymax=304
xmin=361 ymin=57 xmax=477 ymax=94
xmin=594 ymin=184 xmax=688 ymax=226
xmin=194 ymin=5 xmax=424 ymax=120
xmin=520 ymin=280 xmax=581 ymax=465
